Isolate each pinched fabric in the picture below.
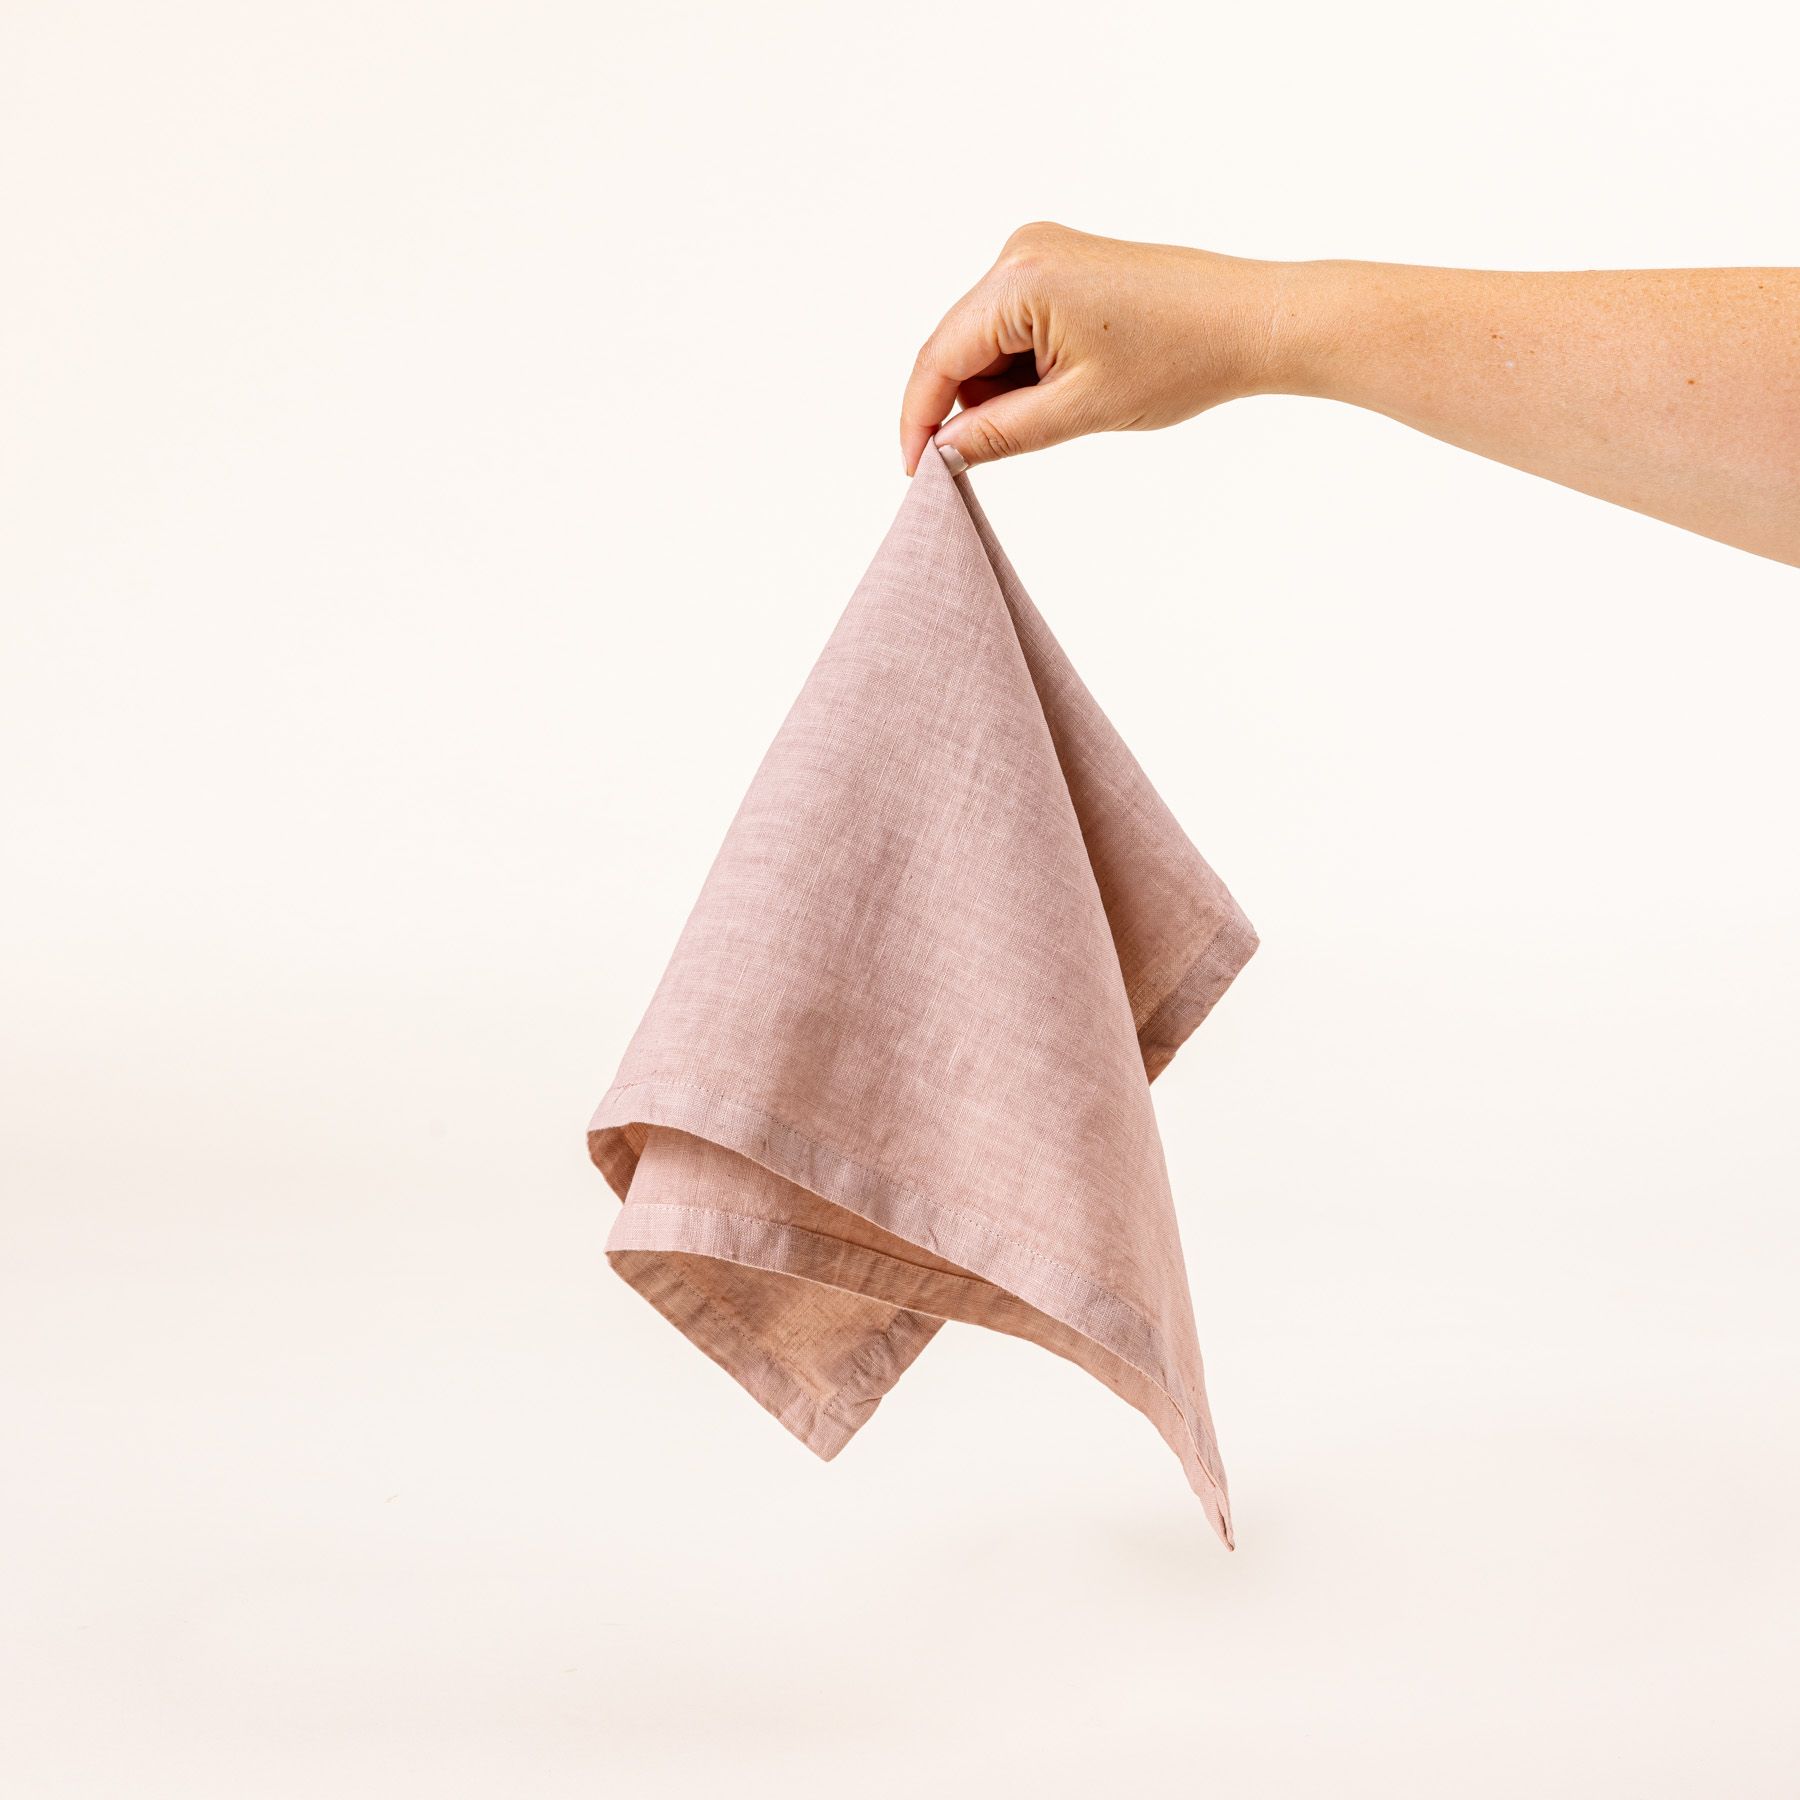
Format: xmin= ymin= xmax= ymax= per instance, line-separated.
xmin=589 ymin=441 xmax=1257 ymax=1545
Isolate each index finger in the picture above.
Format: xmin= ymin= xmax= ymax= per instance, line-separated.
xmin=900 ymin=288 xmax=1030 ymax=475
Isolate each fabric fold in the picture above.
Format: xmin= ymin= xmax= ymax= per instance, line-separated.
xmin=589 ymin=440 xmax=1257 ymax=1545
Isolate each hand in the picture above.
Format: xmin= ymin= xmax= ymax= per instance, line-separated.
xmin=901 ymin=222 xmax=1291 ymax=475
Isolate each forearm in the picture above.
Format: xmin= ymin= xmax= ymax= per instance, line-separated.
xmin=907 ymin=226 xmax=1800 ymax=565
xmin=1272 ymin=262 xmax=1800 ymax=565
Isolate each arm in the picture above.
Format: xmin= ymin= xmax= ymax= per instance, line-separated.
xmin=901 ymin=225 xmax=1800 ymax=567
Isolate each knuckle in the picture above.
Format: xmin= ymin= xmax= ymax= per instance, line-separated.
xmin=999 ymin=219 xmax=1067 ymax=267
xmin=914 ymin=323 xmax=958 ymax=375
xmin=961 ymin=414 xmax=1022 ymax=462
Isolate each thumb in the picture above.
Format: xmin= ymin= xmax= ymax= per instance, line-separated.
xmin=934 ymin=376 xmax=1088 ymax=470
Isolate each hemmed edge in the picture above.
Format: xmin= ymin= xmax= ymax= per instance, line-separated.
xmin=591 ymin=1090 xmax=1236 ymax=1549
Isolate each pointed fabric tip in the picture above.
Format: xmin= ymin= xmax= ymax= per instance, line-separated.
xmin=589 ymin=446 xmax=1258 ymax=1545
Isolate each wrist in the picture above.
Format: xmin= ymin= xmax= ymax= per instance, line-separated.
xmin=1250 ymin=258 xmax=1362 ymax=400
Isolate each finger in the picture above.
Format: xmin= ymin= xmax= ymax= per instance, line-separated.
xmin=901 ymin=294 xmax=1032 ymax=475
xmin=933 ymin=374 xmax=1086 ymax=469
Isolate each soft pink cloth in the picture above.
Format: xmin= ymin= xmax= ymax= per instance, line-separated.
xmin=589 ymin=441 xmax=1257 ymax=1543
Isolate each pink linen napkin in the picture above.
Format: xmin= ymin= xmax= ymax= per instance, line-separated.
xmin=588 ymin=440 xmax=1257 ymax=1544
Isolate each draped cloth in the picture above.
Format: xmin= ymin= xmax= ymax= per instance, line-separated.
xmin=588 ymin=440 xmax=1257 ymax=1545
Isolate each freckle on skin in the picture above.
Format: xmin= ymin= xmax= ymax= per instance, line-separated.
xmin=1101 ymin=320 xmax=1110 ymax=331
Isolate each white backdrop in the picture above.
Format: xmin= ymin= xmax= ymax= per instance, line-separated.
xmin=4 ymin=3 xmax=1797 ymax=1795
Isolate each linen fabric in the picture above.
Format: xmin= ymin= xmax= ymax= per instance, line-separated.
xmin=588 ymin=440 xmax=1257 ymax=1544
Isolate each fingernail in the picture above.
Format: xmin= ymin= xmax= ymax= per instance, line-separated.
xmin=938 ymin=442 xmax=968 ymax=476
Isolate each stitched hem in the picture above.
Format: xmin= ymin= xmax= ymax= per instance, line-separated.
xmin=589 ymin=1084 xmax=1235 ymax=1547
xmin=608 ymin=1241 xmax=942 ymax=1458
xmin=606 ymin=1196 xmax=1234 ymax=1546
xmin=1138 ymin=911 xmax=1261 ymax=1081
